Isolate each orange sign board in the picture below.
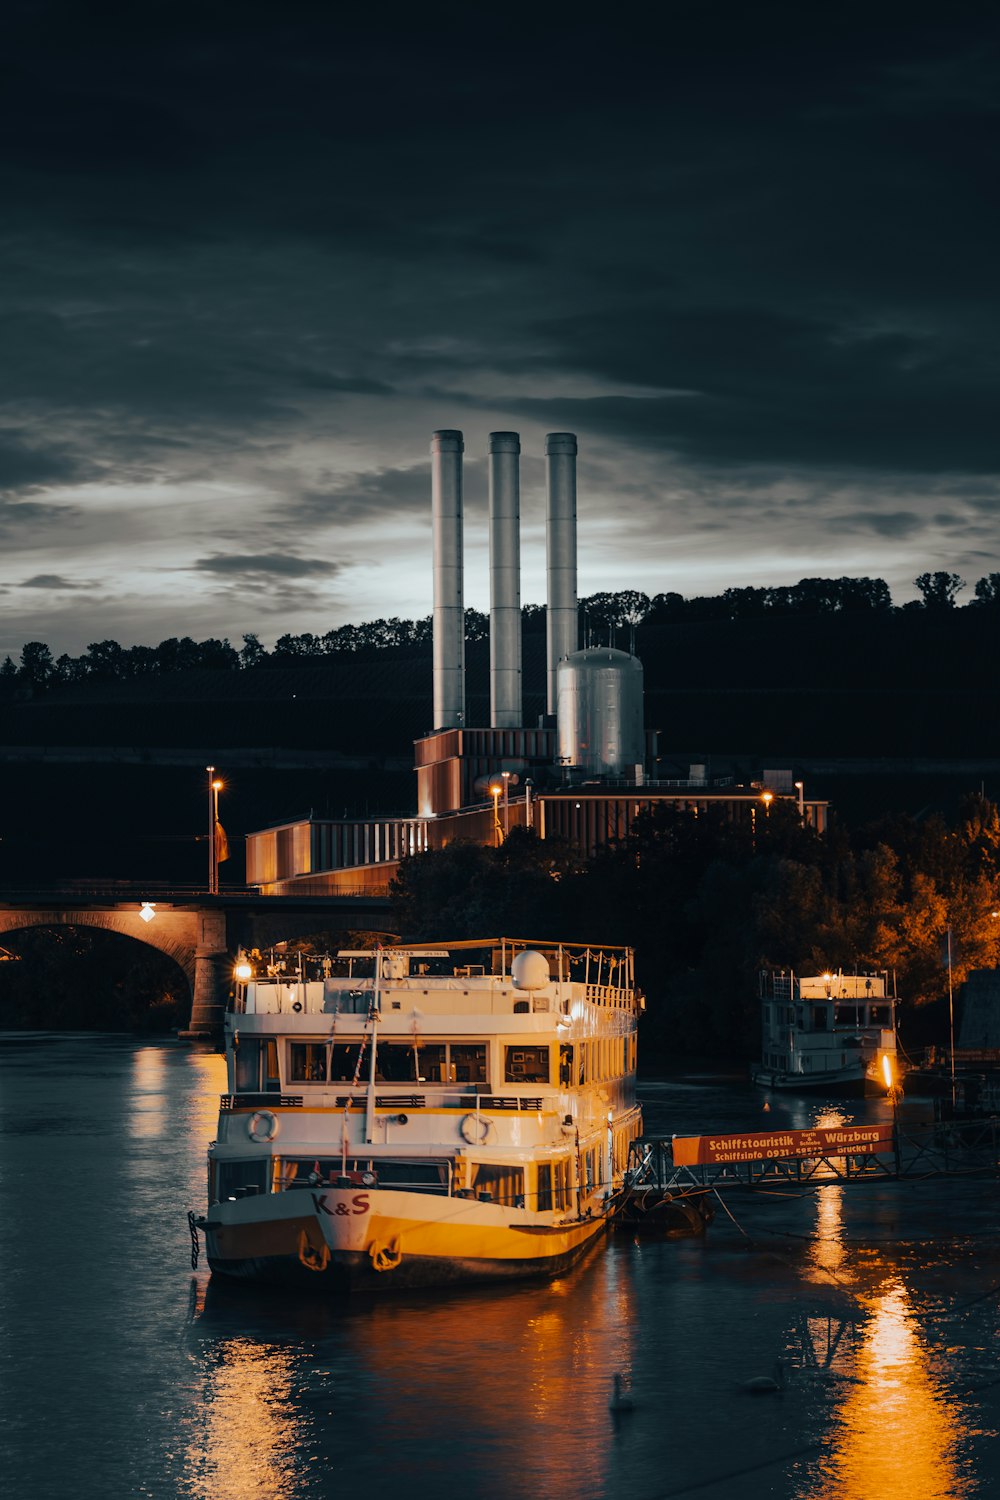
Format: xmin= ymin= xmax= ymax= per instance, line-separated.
xmin=672 ymin=1123 xmax=895 ymax=1167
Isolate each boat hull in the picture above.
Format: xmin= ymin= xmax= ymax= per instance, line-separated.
xmin=203 ymin=1185 xmax=608 ymax=1291
xmin=750 ymin=1061 xmax=882 ymax=1097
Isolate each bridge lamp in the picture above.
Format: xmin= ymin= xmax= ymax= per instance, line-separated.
xmin=139 ymin=902 xmax=156 ymax=924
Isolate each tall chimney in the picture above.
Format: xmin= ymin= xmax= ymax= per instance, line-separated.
xmin=431 ymin=429 xmax=465 ymax=730
xmin=545 ymin=432 xmax=578 ymax=716
xmin=488 ymin=431 xmax=522 ymax=729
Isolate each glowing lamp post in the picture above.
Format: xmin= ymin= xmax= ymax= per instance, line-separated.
xmin=489 ymin=781 xmax=504 ymax=847
xmin=883 ymin=1051 xmax=902 ymax=1170
xmin=207 ymin=766 xmax=224 ymax=894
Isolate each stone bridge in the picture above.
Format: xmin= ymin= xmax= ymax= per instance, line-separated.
xmin=0 ymin=888 xmax=395 ymax=1036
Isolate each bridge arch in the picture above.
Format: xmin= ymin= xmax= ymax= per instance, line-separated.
xmin=0 ymin=908 xmax=199 ymax=990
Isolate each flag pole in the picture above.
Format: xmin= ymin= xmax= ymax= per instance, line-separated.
xmin=207 ymin=765 xmax=217 ymax=895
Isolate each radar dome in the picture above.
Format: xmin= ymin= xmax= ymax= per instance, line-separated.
xmin=511 ymin=950 xmax=550 ymax=992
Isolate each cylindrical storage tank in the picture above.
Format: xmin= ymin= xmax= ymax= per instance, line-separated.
xmin=556 ymin=648 xmax=644 ymax=777
xmin=431 ymin=430 xmax=465 ymax=730
xmin=488 ymin=432 xmax=522 ymax=729
xmin=545 ymin=433 xmax=578 ymax=717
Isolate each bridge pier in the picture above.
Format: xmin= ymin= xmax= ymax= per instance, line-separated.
xmin=180 ymin=911 xmax=231 ymax=1039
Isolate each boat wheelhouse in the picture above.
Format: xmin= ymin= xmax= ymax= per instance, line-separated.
xmin=751 ymin=970 xmax=901 ymax=1096
xmin=196 ymin=937 xmax=643 ymax=1289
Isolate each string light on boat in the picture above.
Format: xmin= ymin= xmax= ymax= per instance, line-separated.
xmin=139 ymin=902 xmax=156 ymax=923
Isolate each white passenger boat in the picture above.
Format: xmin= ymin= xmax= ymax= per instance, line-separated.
xmin=195 ymin=937 xmax=643 ymax=1289
xmin=751 ymin=969 xmax=901 ymax=1096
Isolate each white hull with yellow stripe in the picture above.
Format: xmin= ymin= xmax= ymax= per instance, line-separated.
xmin=205 ymin=1180 xmax=609 ymax=1289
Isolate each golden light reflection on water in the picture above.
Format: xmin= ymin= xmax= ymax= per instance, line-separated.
xmin=809 ymin=1277 xmax=971 ymax=1500
xmin=186 ymin=1339 xmax=300 ymax=1500
xmin=128 ymin=1045 xmax=169 ymax=1138
xmin=186 ymin=1050 xmax=228 ymax=1141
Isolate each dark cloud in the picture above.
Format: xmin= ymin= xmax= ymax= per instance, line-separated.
xmin=828 ymin=511 xmax=926 ymax=540
xmin=193 ymin=555 xmax=341 ymax=579
xmin=0 ymin=431 xmax=95 ymax=493
xmin=19 ymin=574 xmax=86 ymax=589
xmin=0 ymin=2 xmax=998 ymax=649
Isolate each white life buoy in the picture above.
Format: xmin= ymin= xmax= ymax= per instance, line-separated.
xmin=247 ymin=1109 xmax=279 ymax=1142
xmin=460 ymin=1112 xmax=489 ymax=1145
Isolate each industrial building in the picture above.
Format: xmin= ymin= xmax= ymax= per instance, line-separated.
xmin=246 ymin=432 xmax=827 ymax=895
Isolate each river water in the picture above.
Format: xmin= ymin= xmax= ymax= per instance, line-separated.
xmin=2 ymin=1035 xmax=999 ymax=1500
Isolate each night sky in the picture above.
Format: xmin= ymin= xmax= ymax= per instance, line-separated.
xmin=3 ymin=2 xmax=998 ymax=656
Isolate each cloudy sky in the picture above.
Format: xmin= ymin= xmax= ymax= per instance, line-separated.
xmin=2 ymin=1 xmax=998 ymax=656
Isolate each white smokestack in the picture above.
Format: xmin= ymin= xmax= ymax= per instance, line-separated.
xmin=545 ymin=432 xmax=578 ymax=717
xmin=431 ymin=429 xmax=465 ymax=730
xmin=488 ymin=431 xmax=522 ymax=729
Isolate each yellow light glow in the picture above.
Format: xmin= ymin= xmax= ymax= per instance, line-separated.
xmin=212 ymin=779 xmax=223 ymax=791
xmin=804 ymin=1278 xmax=970 ymax=1500
xmin=761 ymin=790 xmax=774 ymax=804
xmin=234 ymin=962 xmax=253 ymax=982
xmin=882 ymin=1053 xmax=893 ymax=1090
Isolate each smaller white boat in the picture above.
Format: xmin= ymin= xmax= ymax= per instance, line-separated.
xmin=751 ymin=970 xmax=900 ymax=1096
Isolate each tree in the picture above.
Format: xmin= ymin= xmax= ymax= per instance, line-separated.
xmin=464 ymin=609 xmax=488 ymax=642
xmin=239 ymin=633 xmax=268 ymax=668
xmin=914 ymin=571 xmax=965 ymax=610
xmin=972 ymin=575 xmax=1000 ymax=609
xmin=18 ymin=641 xmax=54 ymax=689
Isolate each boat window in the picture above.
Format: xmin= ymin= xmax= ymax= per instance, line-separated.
xmin=409 ymin=1042 xmax=488 ymax=1084
xmin=505 ymin=1046 xmax=550 ymax=1084
xmin=559 ymin=1044 xmax=574 ymax=1085
xmin=451 ymin=1045 xmax=487 ymax=1083
xmin=235 ymin=1039 xmax=262 ymax=1092
xmin=376 ymin=1161 xmax=449 ymax=1194
xmin=835 ymin=1005 xmax=860 ymax=1025
xmin=555 ymin=1157 xmax=571 ymax=1210
xmin=812 ymin=1006 xmax=828 ymax=1031
xmin=234 ymin=1038 xmax=281 ymax=1091
xmin=278 ymin=1158 xmax=333 ymax=1189
xmin=536 ymin=1157 xmax=572 ymax=1211
xmin=289 ymin=1042 xmax=329 ymax=1082
xmin=869 ymin=1005 xmax=890 ymax=1025
xmin=217 ymin=1159 xmax=270 ymax=1202
xmin=468 ymin=1163 xmax=524 ymax=1207
xmin=263 ymin=1039 xmax=280 ymax=1090
xmin=329 ymin=1044 xmax=364 ymax=1081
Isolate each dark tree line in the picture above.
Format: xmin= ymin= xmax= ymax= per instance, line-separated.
xmin=389 ymin=794 xmax=1000 ymax=1062
xmin=4 ymin=571 xmax=998 ymax=693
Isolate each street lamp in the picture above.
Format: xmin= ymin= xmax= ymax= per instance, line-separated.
xmin=207 ymin=766 xmax=223 ymax=894
xmin=489 ymin=781 xmax=504 ymax=847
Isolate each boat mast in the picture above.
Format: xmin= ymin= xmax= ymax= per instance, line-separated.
xmin=365 ymin=949 xmax=381 ymax=1143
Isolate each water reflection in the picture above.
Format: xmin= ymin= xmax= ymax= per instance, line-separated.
xmin=128 ymin=1045 xmax=168 ymax=1138
xmin=185 ymin=1339 xmax=301 ymax=1500
xmin=806 ymin=1276 xmax=971 ymax=1500
xmin=191 ymin=1244 xmax=634 ymax=1500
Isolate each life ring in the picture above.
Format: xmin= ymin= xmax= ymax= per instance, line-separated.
xmin=369 ymin=1239 xmax=402 ymax=1273
xmin=247 ymin=1109 xmax=279 ymax=1142
xmin=292 ymin=1001 xmax=303 ymax=1013
xmin=460 ymin=1112 xmax=489 ymax=1145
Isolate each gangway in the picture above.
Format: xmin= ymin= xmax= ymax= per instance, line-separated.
xmin=621 ymin=1116 xmax=1000 ymax=1221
